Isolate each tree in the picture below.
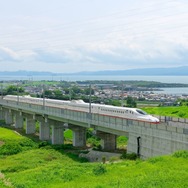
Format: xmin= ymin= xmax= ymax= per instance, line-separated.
xmin=84 ymin=88 xmax=94 ymax=95
xmin=44 ymin=90 xmax=53 ymax=98
xmin=54 ymin=89 xmax=62 ymax=98
xmin=126 ymin=96 xmax=137 ymax=107
xmin=6 ymin=85 xmax=25 ymax=95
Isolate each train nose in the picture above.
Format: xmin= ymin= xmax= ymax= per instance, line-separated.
xmin=149 ymin=115 xmax=159 ymax=123
xmin=153 ymin=117 xmax=160 ymax=123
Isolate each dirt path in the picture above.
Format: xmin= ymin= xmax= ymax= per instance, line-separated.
xmin=0 ymin=172 xmax=13 ymax=187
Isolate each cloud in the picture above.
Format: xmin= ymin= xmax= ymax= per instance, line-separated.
xmin=33 ymin=49 xmax=71 ymax=64
xmin=1 ymin=1 xmax=188 ymax=73
xmin=70 ymin=35 xmax=188 ymax=70
xmin=0 ymin=47 xmax=20 ymax=62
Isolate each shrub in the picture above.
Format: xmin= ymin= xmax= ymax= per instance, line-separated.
xmin=178 ymin=112 xmax=186 ymax=117
xmin=0 ymin=120 xmax=5 ymax=125
xmin=38 ymin=141 xmax=49 ymax=148
xmin=0 ymin=137 xmax=37 ymax=156
xmin=148 ymin=156 xmax=164 ymax=164
xmin=172 ymin=150 xmax=188 ymax=159
xmin=52 ymin=144 xmax=73 ymax=150
xmin=121 ymin=152 xmax=137 ymax=160
xmin=0 ymin=142 xmax=22 ymax=155
xmin=92 ymin=144 xmax=102 ymax=151
xmin=93 ymin=164 xmax=107 ymax=176
xmin=14 ymin=183 xmax=26 ymax=188
xmin=87 ymin=137 xmax=100 ymax=147
xmin=18 ymin=138 xmax=37 ymax=149
xmin=79 ymin=157 xmax=89 ymax=163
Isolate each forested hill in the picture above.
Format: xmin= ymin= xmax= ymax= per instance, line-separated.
xmin=77 ymin=80 xmax=188 ymax=88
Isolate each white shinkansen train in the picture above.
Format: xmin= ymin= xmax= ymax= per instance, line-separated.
xmin=3 ymin=95 xmax=159 ymax=124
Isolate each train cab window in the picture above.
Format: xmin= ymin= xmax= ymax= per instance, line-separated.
xmin=136 ymin=109 xmax=147 ymax=115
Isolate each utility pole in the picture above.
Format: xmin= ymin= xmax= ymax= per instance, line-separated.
xmin=121 ymin=83 xmax=124 ymax=107
xmin=89 ymin=83 xmax=91 ymax=116
xmin=1 ymin=83 xmax=3 ymax=99
xmin=69 ymin=87 xmax=71 ymax=101
xmin=43 ymin=84 xmax=45 ymax=109
xmin=17 ymin=83 xmax=19 ymax=103
xmin=88 ymin=83 xmax=92 ymax=127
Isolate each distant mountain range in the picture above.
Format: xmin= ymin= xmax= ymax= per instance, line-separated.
xmin=1 ymin=66 xmax=188 ymax=76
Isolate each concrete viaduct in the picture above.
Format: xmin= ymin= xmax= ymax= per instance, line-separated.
xmin=0 ymin=98 xmax=187 ymax=159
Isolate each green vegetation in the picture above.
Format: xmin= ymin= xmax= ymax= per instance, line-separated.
xmin=126 ymin=96 xmax=137 ymax=107
xmin=3 ymin=85 xmax=26 ymax=96
xmin=77 ymin=80 xmax=188 ymax=88
xmin=0 ymin=127 xmax=188 ymax=188
xmin=117 ymin=136 xmax=128 ymax=149
xmin=143 ymin=106 xmax=188 ymax=118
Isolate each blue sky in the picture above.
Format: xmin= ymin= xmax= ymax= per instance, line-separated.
xmin=0 ymin=0 xmax=188 ymax=73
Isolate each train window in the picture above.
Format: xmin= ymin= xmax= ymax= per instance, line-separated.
xmin=136 ymin=109 xmax=147 ymax=115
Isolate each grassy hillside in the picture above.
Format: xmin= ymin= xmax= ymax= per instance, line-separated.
xmin=0 ymin=127 xmax=188 ymax=188
xmin=143 ymin=106 xmax=188 ymax=118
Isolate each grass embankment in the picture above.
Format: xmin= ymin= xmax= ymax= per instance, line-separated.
xmin=0 ymin=127 xmax=188 ymax=188
xmin=143 ymin=106 xmax=188 ymax=118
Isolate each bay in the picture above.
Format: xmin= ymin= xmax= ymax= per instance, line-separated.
xmin=1 ymin=75 xmax=188 ymax=84
xmin=1 ymin=75 xmax=188 ymax=95
xmin=153 ymin=87 xmax=188 ymax=95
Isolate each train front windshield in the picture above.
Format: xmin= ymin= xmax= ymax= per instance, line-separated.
xmin=136 ymin=109 xmax=148 ymax=115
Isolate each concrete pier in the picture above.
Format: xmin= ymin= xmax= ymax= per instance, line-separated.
xmin=0 ymin=109 xmax=4 ymax=120
xmin=39 ymin=121 xmax=50 ymax=141
xmin=4 ymin=109 xmax=13 ymax=124
xmin=26 ymin=116 xmax=36 ymax=134
xmin=15 ymin=111 xmax=23 ymax=128
xmin=97 ymin=131 xmax=117 ymax=151
xmin=51 ymin=123 xmax=64 ymax=145
xmin=72 ymin=126 xmax=86 ymax=147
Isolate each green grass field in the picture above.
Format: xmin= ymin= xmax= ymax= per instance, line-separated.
xmin=143 ymin=106 xmax=188 ymax=118
xmin=0 ymin=127 xmax=188 ymax=188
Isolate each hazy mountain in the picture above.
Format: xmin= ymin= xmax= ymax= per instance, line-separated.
xmin=0 ymin=66 xmax=188 ymax=76
xmin=73 ymin=66 xmax=188 ymax=76
xmin=0 ymin=70 xmax=53 ymax=76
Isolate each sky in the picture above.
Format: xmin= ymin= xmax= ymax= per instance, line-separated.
xmin=0 ymin=0 xmax=188 ymax=73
